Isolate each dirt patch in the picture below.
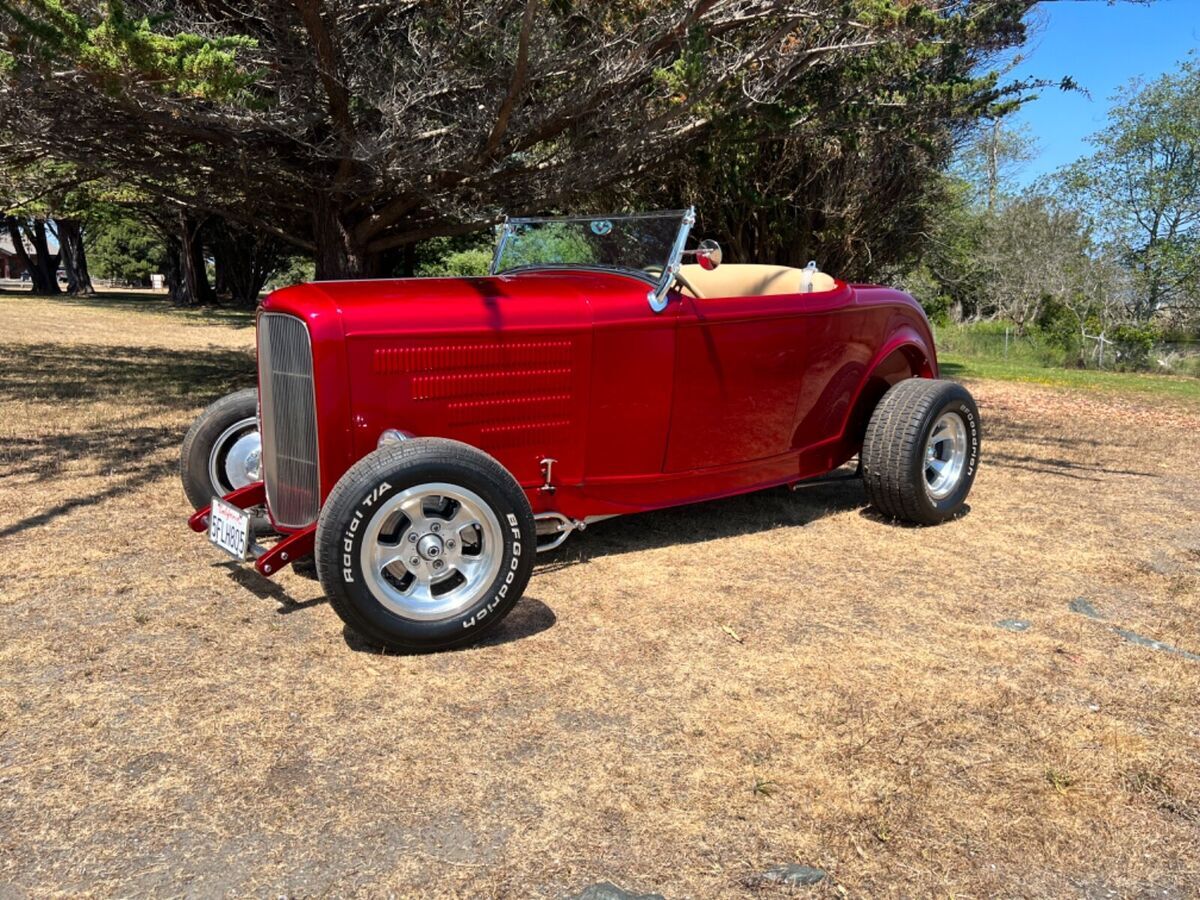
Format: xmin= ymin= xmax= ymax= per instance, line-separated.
xmin=0 ymin=295 xmax=1198 ymax=897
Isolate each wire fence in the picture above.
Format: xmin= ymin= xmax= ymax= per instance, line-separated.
xmin=934 ymin=326 xmax=1200 ymax=378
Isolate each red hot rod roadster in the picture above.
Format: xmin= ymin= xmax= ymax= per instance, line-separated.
xmin=182 ymin=209 xmax=980 ymax=652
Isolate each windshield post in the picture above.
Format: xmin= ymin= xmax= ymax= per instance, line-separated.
xmin=648 ymin=207 xmax=695 ymax=313
xmin=490 ymin=220 xmax=514 ymax=275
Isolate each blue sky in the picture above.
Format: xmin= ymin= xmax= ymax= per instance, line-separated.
xmin=1000 ymin=0 xmax=1199 ymax=186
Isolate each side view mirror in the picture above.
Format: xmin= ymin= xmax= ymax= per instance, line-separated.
xmin=682 ymin=239 xmax=722 ymax=271
xmin=695 ymin=239 xmax=722 ymax=271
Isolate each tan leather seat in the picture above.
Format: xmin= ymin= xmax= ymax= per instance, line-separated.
xmin=678 ymin=263 xmax=836 ymax=298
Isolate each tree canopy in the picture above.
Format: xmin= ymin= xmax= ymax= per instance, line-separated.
xmin=1059 ymin=54 xmax=1200 ymax=323
xmin=1 ymin=0 xmax=1047 ymax=285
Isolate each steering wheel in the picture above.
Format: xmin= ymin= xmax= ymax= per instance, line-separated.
xmin=673 ymin=270 xmax=703 ymax=299
xmin=641 ymin=265 xmax=704 ymax=299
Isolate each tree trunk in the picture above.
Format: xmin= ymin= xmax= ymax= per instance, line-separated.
xmin=313 ymin=195 xmax=380 ymax=279
xmin=28 ymin=219 xmax=61 ymax=293
xmin=400 ymin=241 xmax=417 ymax=278
xmin=213 ymin=248 xmax=230 ymax=300
xmin=165 ymin=212 xmax=214 ymax=307
xmin=5 ymin=217 xmax=60 ymax=294
xmin=56 ymin=218 xmax=95 ymax=295
xmin=207 ymin=218 xmax=285 ymax=308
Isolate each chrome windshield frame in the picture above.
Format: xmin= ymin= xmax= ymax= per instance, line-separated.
xmin=490 ymin=208 xmax=695 ymax=313
xmin=650 ymin=207 xmax=694 ymax=313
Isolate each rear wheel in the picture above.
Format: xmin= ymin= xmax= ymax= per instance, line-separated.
xmin=179 ymin=389 xmax=261 ymax=510
xmin=861 ymin=378 xmax=980 ymax=525
xmin=315 ymin=439 xmax=536 ymax=652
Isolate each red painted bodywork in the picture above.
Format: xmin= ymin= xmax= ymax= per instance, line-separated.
xmin=256 ymin=271 xmax=936 ymax=532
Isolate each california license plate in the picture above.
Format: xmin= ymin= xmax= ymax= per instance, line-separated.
xmin=208 ymin=496 xmax=252 ymax=560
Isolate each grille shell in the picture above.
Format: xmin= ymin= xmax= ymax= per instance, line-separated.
xmin=257 ymin=313 xmax=320 ymax=528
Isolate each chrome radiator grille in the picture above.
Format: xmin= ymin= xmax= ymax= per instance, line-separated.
xmin=257 ymin=313 xmax=320 ymax=528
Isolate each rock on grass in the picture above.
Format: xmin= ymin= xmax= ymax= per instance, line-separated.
xmin=568 ymin=882 xmax=664 ymax=900
xmin=762 ymin=864 xmax=828 ymax=886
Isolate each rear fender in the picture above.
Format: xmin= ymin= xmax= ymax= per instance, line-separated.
xmin=839 ymin=330 xmax=936 ymax=451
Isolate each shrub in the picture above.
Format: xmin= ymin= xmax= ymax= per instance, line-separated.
xmin=264 ymin=256 xmax=316 ymax=291
xmin=1109 ymin=323 xmax=1157 ymax=371
xmin=417 ymin=248 xmax=492 ymax=277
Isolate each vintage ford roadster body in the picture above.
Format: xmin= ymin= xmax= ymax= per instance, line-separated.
xmin=183 ymin=210 xmax=980 ymax=651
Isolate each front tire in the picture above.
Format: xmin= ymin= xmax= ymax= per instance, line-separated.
xmin=315 ymin=439 xmax=536 ymax=653
xmin=861 ymin=378 xmax=980 ymax=525
xmin=180 ymin=389 xmax=261 ymax=510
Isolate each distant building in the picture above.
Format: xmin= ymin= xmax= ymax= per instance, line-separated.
xmin=0 ymin=235 xmax=31 ymax=279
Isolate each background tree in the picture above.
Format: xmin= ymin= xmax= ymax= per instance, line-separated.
xmin=0 ymin=160 xmax=101 ymax=294
xmin=54 ymin=217 xmax=92 ymax=294
xmin=0 ymin=0 xmax=1046 ymax=282
xmin=627 ymin=11 xmax=1056 ymax=280
xmin=954 ymin=120 xmax=1038 ymax=212
xmin=1059 ymin=55 xmax=1200 ymax=323
xmin=206 ymin=218 xmax=290 ymax=308
xmin=2 ymin=215 xmax=59 ymax=293
xmin=900 ymin=176 xmax=992 ymax=323
xmin=976 ymin=194 xmax=1091 ymax=335
xmin=86 ymin=207 xmax=166 ymax=286
xmin=903 ymin=121 xmax=1048 ymax=323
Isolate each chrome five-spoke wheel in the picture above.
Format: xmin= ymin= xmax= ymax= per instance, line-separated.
xmin=923 ymin=411 xmax=968 ymax=500
xmin=317 ymin=438 xmax=537 ymax=652
xmin=360 ymin=482 xmax=504 ymax=621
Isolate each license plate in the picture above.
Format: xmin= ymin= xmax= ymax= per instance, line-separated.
xmin=208 ymin=496 xmax=252 ymax=560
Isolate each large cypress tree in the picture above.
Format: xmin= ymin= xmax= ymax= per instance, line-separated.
xmin=1 ymin=0 xmax=1047 ymax=279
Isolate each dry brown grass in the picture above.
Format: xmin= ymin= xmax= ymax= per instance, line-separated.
xmin=0 ymin=293 xmax=1197 ymax=898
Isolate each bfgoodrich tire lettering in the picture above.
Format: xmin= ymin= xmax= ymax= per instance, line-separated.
xmin=315 ymin=438 xmax=536 ymax=652
xmin=861 ymin=378 xmax=981 ymax=525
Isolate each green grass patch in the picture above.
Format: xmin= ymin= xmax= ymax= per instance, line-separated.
xmin=940 ymin=353 xmax=1200 ymax=405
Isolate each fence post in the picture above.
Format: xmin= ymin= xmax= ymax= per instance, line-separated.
xmin=1098 ymin=332 xmax=1105 ymax=369
xmin=1004 ymin=326 xmax=1009 ymax=359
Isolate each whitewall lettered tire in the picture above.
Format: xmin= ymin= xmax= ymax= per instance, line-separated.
xmin=315 ymin=438 xmax=536 ymax=652
xmin=861 ymin=378 xmax=980 ymax=525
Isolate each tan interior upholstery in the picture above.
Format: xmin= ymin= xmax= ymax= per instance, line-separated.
xmin=678 ymin=263 xmax=836 ymax=299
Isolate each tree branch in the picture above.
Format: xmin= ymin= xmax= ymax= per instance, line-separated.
xmin=483 ymin=0 xmax=538 ymax=159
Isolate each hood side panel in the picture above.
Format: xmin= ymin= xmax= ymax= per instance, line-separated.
xmin=336 ymin=275 xmax=601 ymax=490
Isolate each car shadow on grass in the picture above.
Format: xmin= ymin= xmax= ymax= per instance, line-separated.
xmin=857 ymin=503 xmax=972 ymax=528
xmin=216 ymin=562 xmax=328 ymax=611
xmin=217 ymin=561 xmax=559 ymax=654
xmin=536 ymin=478 xmax=867 ymax=572
xmin=340 ymin=597 xmax=557 ymax=654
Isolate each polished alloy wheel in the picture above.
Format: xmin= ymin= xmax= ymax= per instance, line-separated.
xmin=360 ymin=482 xmax=503 ymax=620
xmin=208 ymin=416 xmax=261 ymax=494
xmin=923 ymin=412 xmax=968 ymax=500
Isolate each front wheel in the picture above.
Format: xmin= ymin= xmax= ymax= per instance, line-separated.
xmin=315 ymin=439 xmax=536 ymax=653
xmin=179 ymin=389 xmax=261 ymax=511
xmin=861 ymin=378 xmax=980 ymax=525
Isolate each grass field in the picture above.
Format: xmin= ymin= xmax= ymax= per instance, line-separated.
xmin=940 ymin=354 xmax=1200 ymax=406
xmin=1 ymin=292 xmax=1198 ymax=898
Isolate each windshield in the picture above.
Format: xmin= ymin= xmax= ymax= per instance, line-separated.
xmin=491 ymin=210 xmax=690 ymax=281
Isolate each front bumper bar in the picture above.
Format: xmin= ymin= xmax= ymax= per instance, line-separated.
xmin=187 ymin=481 xmax=315 ymax=577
